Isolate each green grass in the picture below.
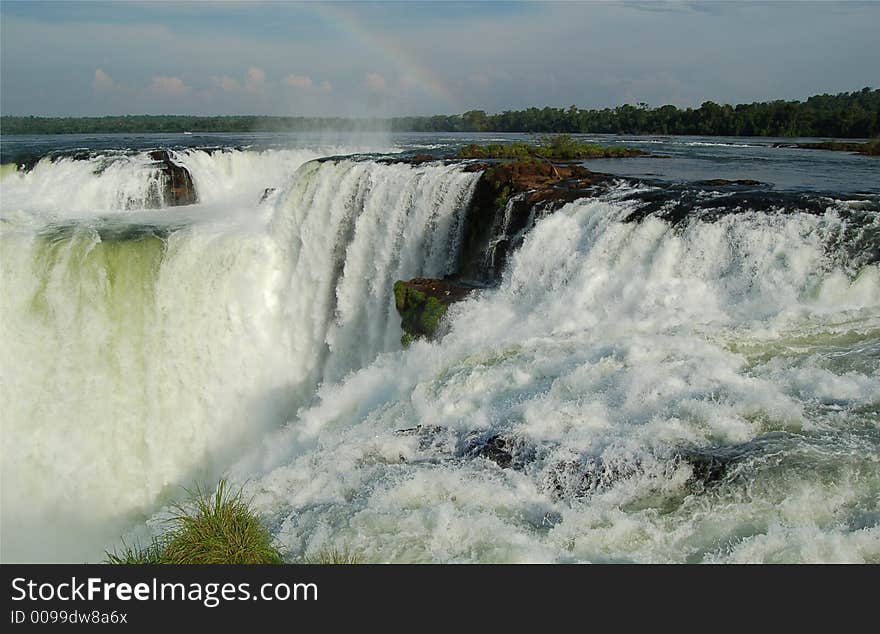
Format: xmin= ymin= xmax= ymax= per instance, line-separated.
xmin=105 ymin=538 xmax=166 ymax=564
xmin=106 ymin=480 xmax=284 ymax=564
xmin=302 ymin=548 xmax=364 ymax=564
xmin=455 ymin=134 xmax=645 ymax=160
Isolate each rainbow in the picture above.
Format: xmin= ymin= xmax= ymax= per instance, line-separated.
xmin=308 ymin=3 xmax=459 ymax=111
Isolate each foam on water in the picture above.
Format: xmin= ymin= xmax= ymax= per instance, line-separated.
xmin=228 ymin=190 xmax=880 ymax=563
xmin=0 ymin=145 xmax=398 ymax=223
xmin=0 ymin=153 xmax=478 ymax=561
xmin=1 ymin=153 xmax=167 ymax=217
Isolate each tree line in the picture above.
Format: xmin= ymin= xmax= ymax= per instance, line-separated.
xmin=2 ymin=88 xmax=877 ymax=137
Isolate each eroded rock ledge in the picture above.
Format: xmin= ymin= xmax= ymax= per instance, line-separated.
xmin=393 ymin=158 xmax=624 ymax=344
xmin=148 ymin=150 xmax=197 ymax=207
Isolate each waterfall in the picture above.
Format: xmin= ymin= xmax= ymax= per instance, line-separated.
xmin=0 ymin=153 xmax=479 ymax=562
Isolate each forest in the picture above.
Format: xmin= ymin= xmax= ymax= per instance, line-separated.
xmin=2 ymin=88 xmax=877 ymax=138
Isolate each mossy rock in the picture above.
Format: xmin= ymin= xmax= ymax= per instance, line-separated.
xmin=393 ymin=279 xmax=473 ymax=344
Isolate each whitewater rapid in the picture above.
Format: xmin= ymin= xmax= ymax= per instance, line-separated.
xmin=0 ymin=148 xmax=478 ymax=561
xmin=230 ymin=187 xmax=880 ymax=563
xmin=1 ymin=146 xmax=878 ymax=563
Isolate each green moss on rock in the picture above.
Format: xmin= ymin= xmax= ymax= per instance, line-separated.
xmin=393 ymin=278 xmax=473 ymax=344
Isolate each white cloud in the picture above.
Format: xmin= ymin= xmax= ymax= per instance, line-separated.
xmin=149 ymin=76 xmax=189 ymax=96
xmin=282 ymin=75 xmax=332 ymax=93
xmin=92 ymin=68 xmax=114 ymax=90
xmin=283 ymin=74 xmax=313 ymax=89
xmin=212 ymin=68 xmax=267 ymax=94
xmin=3 ymin=4 xmax=878 ymax=116
xmin=213 ymin=75 xmax=241 ymax=92
xmin=246 ymin=66 xmax=266 ymax=91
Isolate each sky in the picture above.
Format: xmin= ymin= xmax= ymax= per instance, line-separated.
xmin=1 ymin=1 xmax=878 ymax=117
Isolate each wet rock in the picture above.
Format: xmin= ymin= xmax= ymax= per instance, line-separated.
xmin=387 ymin=154 xmax=629 ymax=284
xmin=543 ymin=447 xmax=747 ymax=500
xmin=148 ymin=150 xmax=197 ymax=206
xmin=465 ymin=433 xmax=533 ymax=470
xmin=781 ymin=140 xmax=880 ymax=156
xmin=393 ymin=425 xmax=453 ymax=452
xmin=675 ymin=451 xmax=730 ymax=485
xmin=259 ymin=187 xmax=277 ymax=203
xmin=544 ymin=458 xmax=643 ymax=499
xmin=389 ymin=421 xmax=771 ymax=499
xmin=620 ymin=185 xmax=836 ymax=225
xmin=455 ymin=160 xmax=622 ymax=283
xmin=393 ymin=278 xmax=477 ymax=345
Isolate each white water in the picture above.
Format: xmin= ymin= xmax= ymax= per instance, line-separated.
xmin=2 ymin=153 xmax=168 ymax=217
xmin=0 ymin=150 xmax=478 ymax=561
xmin=229 ymin=188 xmax=880 ymax=563
xmin=0 ymin=147 xmax=363 ymax=221
xmin=1 ymin=148 xmax=878 ymax=563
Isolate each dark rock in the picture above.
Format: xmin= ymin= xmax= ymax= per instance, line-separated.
xmin=259 ymin=187 xmax=277 ymax=203
xmin=778 ymin=140 xmax=880 ymax=156
xmin=388 ymin=422 xmax=783 ymax=499
xmin=544 ymin=445 xmax=752 ymax=501
xmin=148 ymin=150 xmax=197 ymax=206
xmin=677 ymin=451 xmax=729 ymax=485
xmin=393 ymin=425 xmax=451 ymax=452
xmin=544 ymin=458 xmax=643 ymax=499
xmin=479 ymin=435 xmax=514 ymax=468
xmin=466 ymin=433 xmax=533 ymax=470
xmin=619 ymin=185 xmax=841 ymax=226
xmin=455 ymin=160 xmax=621 ymax=283
xmin=394 ymin=425 xmax=443 ymax=436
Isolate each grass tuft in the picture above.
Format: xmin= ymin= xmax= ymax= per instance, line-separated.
xmin=105 ymin=480 xmax=284 ymax=564
xmin=104 ymin=538 xmax=166 ymax=564
xmin=302 ymin=548 xmax=364 ymax=564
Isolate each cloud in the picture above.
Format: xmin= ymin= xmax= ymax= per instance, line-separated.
xmin=212 ymin=67 xmax=266 ymax=94
xmin=363 ymin=72 xmax=386 ymax=93
xmin=213 ymin=75 xmax=240 ymax=92
xmin=282 ymin=75 xmax=332 ymax=93
xmin=149 ymin=75 xmax=189 ymax=96
xmin=246 ymin=66 xmax=265 ymax=91
xmin=92 ymin=68 xmax=114 ymax=90
xmin=283 ymin=74 xmax=313 ymax=89
xmin=2 ymin=3 xmax=878 ymax=116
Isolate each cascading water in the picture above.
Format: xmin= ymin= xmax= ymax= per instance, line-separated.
xmin=227 ymin=187 xmax=880 ymax=563
xmin=0 ymin=150 xmax=479 ymax=562
xmin=2 ymin=153 xmax=169 ymax=216
xmin=0 ymin=147 xmax=341 ymax=219
xmin=2 ymin=139 xmax=878 ymax=564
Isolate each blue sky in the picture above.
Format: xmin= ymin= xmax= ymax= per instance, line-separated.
xmin=1 ymin=1 xmax=877 ymax=117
